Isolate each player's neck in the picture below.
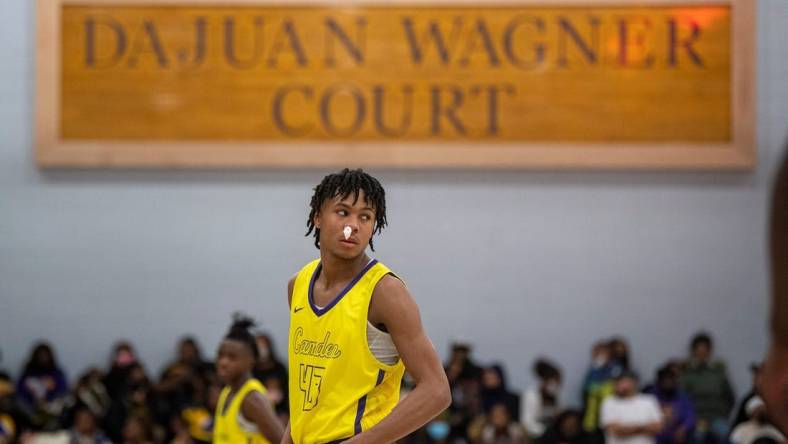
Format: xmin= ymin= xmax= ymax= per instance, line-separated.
xmin=319 ymin=252 xmax=370 ymax=288
xmin=228 ymin=373 xmax=251 ymax=392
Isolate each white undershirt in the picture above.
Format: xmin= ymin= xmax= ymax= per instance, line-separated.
xmin=312 ymin=260 xmax=400 ymax=365
xmin=308 ymin=307 xmax=399 ymax=365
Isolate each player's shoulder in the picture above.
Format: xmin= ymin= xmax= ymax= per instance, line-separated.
xmin=287 ymin=272 xmax=298 ymax=289
xmin=373 ymin=272 xmax=409 ymax=297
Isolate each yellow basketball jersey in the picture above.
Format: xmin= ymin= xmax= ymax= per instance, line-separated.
xmin=214 ymin=378 xmax=271 ymax=444
xmin=288 ymin=259 xmax=406 ymax=444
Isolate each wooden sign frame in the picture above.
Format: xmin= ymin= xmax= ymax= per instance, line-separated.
xmin=36 ymin=0 xmax=755 ymax=170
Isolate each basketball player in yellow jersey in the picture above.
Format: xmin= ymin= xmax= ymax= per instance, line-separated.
xmin=761 ymin=151 xmax=788 ymax=433
xmin=214 ymin=315 xmax=284 ymax=444
xmin=282 ymin=168 xmax=451 ymax=444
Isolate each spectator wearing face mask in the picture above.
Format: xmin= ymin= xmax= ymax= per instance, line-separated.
xmin=522 ymin=359 xmax=562 ymax=439
xmin=424 ymin=413 xmax=452 ymax=444
xmin=582 ymin=341 xmax=616 ymax=433
xmin=730 ymin=397 xmax=785 ymax=444
xmin=645 ymin=365 xmax=695 ymax=444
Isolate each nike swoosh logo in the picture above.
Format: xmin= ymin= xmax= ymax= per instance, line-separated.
xmin=294 ymin=306 xmax=304 ymax=313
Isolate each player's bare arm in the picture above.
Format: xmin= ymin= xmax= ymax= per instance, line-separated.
xmin=343 ymin=275 xmax=451 ymax=444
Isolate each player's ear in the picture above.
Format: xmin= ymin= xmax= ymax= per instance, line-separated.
xmin=314 ymin=211 xmax=321 ymax=229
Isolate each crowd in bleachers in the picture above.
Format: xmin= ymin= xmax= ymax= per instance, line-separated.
xmin=0 ymin=332 xmax=783 ymax=444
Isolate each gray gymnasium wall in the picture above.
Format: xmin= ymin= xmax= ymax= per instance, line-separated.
xmin=2 ymin=0 xmax=787 ymax=406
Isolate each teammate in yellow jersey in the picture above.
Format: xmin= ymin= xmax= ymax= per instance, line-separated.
xmin=761 ymin=151 xmax=788 ymax=433
xmin=214 ymin=315 xmax=284 ymax=444
xmin=282 ymin=168 xmax=451 ymax=444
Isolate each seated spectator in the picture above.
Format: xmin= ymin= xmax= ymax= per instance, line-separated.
xmin=168 ymin=415 xmax=195 ymax=444
xmin=600 ymin=371 xmax=662 ymax=444
xmin=68 ymin=406 xmax=112 ymax=444
xmin=16 ymin=343 xmax=68 ymax=431
xmin=681 ymin=332 xmax=735 ymax=444
xmin=104 ymin=363 xmax=156 ymax=442
xmin=122 ymin=415 xmax=155 ymax=444
xmin=582 ymin=341 xmax=616 ymax=433
xmin=0 ymin=373 xmax=20 ymax=444
xmin=177 ymin=381 xmax=220 ymax=444
xmin=470 ymin=403 xmax=528 ymax=444
xmin=423 ymin=412 xmax=452 ymax=444
xmin=538 ymin=409 xmax=593 ymax=444
xmin=157 ymin=337 xmax=212 ymax=427
xmin=104 ymin=341 xmax=141 ymax=403
xmin=252 ymin=333 xmax=288 ymax=416
xmin=645 ymin=365 xmax=695 ymax=444
xmin=730 ymin=397 xmax=786 ymax=444
xmin=608 ymin=338 xmax=631 ymax=376
xmin=522 ymin=359 xmax=562 ymax=439
xmin=446 ymin=342 xmax=483 ymax=386
xmin=731 ymin=363 xmax=762 ymax=431
xmin=445 ymin=342 xmax=483 ymax=442
xmin=67 ymin=369 xmax=111 ymax=423
xmin=480 ymin=365 xmax=520 ymax=419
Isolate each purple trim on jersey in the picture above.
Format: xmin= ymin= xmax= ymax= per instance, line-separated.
xmin=308 ymin=259 xmax=378 ymax=317
xmin=354 ymin=394 xmax=367 ymax=435
xmin=354 ymin=370 xmax=385 ymax=435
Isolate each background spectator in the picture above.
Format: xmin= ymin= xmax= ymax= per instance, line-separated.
xmin=16 ymin=343 xmax=68 ymax=431
xmin=731 ymin=363 xmax=762 ymax=431
xmin=538 ymin=409 xmax=593 ymax=444
xmin=252 ymin=332 xmax=288 ymax=417
xmin=104 ymin=342 xmax=141 ymax=403
xmin=122 ymin=415 xmax=155 ymax=444
xmin=522 ymin=359 xmax=562 ymax=440
xmin=582 ymin=341 xmax=616 ymax=434
xmin=446 ymin=342 xmax=483 ymax=442
xmin=600 ymin=372 xmax=662 ymax=444
xmin=472 ymin=402 xmax=528 ymax=444
xmin=68 ymin=406 xmax=111 ymax=444
xmin=480 ymin=365 xmax=520 ymax=419
xmin=645 ymin=365 xmax=695 ymax=444
xmin=682 ymin=332 xmax=735 ymax=444
xmin=729 ymin=397 xmax=785 ymax=444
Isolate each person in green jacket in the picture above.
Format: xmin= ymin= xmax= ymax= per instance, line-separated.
xmin=681 ymin=332 xmax=735 ymax=444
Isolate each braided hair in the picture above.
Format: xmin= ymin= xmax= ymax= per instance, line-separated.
xmin=306 ymin=168 xmax=387 ymax=251
xmin=225 ymin=313 xmax=259 ymax=361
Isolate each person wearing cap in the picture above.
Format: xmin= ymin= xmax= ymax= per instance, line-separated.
xmin=600 ymin=371 xmax=663 ymax=444
xmin=729 ymin=396 xmax=786 ymax=444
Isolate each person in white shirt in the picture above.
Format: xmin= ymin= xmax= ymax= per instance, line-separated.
xmin=601 ymin=371 xmax=663 ymax=444
xmin=521 ymin=359 xmax=562 ymax=439
xmin=730 ymin=396 xmax=786 ymax=444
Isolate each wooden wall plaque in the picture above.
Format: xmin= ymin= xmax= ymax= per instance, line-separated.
xmin=36 ymin=0 xmax=755 ymax=169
